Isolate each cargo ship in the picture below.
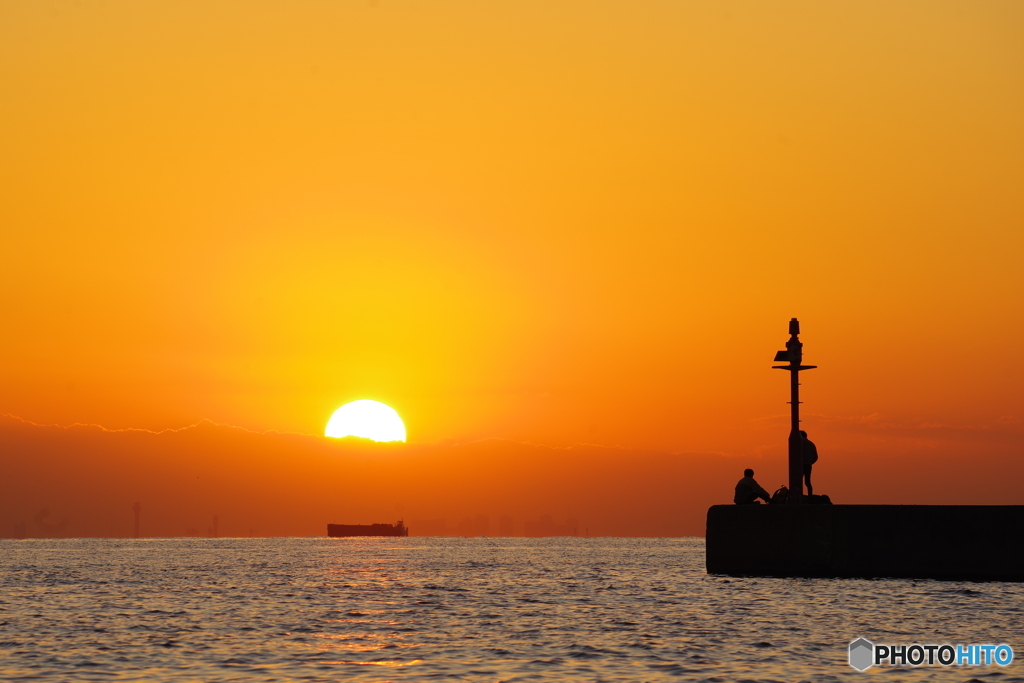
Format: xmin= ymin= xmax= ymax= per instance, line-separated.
xmin=327 ymin=520 xmax=409 ymax=537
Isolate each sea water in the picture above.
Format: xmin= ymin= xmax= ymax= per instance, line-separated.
xmin=1 ymin=537 xmax=1022 ymax=682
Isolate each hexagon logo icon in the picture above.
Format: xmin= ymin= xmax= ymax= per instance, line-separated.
xmin=849 ymin=638 xmax=874 ymax=671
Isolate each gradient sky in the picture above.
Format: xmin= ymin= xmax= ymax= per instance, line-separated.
xmin=1 ymin=2 xmax=1022 ymax=535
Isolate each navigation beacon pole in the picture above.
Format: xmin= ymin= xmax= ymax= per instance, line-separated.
xmin=772 ymin=318 xmax=816 ymax=502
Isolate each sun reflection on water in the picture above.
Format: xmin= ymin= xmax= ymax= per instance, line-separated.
xmin=2 ymin=537 xmax=1021 ymax=681
xmin=315 ymin=659 xmax=424 ymax=667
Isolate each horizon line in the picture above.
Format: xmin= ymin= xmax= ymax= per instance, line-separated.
xmin=0 ymin=413 xmax=733 ymax=457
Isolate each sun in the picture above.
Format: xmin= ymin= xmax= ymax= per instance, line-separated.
xmin=325 ymin=400 xmax=406 ymax=442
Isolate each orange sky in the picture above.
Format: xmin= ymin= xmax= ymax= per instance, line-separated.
xmin=4 ymin=415 xmax=1022 ymax=539
xmin=1 ymin=2 xmax=1022 ymax=536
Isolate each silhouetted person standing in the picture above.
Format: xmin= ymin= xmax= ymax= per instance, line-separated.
xmin=734 ymin=469 xmax=771 ymax=505
xmin=800 ymin=431 xmax=818 ymax=496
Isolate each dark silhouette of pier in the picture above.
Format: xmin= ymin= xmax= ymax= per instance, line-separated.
xmin=706 ymin=318 xmax=1024 ymax=581
xmin=707 ymin=504 xmax=1024 ymax=581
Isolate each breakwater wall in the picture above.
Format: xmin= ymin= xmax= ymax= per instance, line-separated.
xmin=706 ymin=505 xmax=1024 ymax=582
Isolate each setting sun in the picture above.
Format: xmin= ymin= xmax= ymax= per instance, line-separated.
xmin=325 ymin=400 xmax=406 ymax=442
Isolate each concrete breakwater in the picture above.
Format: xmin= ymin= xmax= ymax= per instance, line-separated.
xmin=706 ymin=505 xmax=1024 ymax=582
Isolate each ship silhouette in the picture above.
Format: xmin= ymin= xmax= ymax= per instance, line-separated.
xmin=327 ymin=520 xmax=409 ymax=537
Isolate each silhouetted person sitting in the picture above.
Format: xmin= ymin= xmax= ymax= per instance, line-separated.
xmin=801 ymin=430 xmax=818 ymax=496
xmin=734 ymin=469 xmax=771 ymax=505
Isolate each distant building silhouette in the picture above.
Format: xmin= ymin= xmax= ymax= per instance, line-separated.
xmin=456 ymin=514 xmax=490 ymax=537
xmin=524 ymin=514 xmax=579 ymax=537
xmin=498 ymin=516 xmax=514 ymax=536
xmin=33 ymin=508 xmax=69 ymax=538
xmin=409 ymin=519 xmax=447 ymax=536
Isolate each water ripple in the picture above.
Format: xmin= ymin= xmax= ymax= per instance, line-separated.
xmin=1 ymin=537 xmax=1022 ymax=681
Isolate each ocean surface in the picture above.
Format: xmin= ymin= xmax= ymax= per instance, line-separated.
xmin=2 ymin=537 xmax=1022 ymax=682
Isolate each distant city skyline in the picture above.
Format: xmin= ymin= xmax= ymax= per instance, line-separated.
xmin=2 ymin=413 xmax=1020 ymax=539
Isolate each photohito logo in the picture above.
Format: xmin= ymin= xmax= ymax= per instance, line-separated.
xmin=849 ymin=638 xmax=1014 ymax=671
